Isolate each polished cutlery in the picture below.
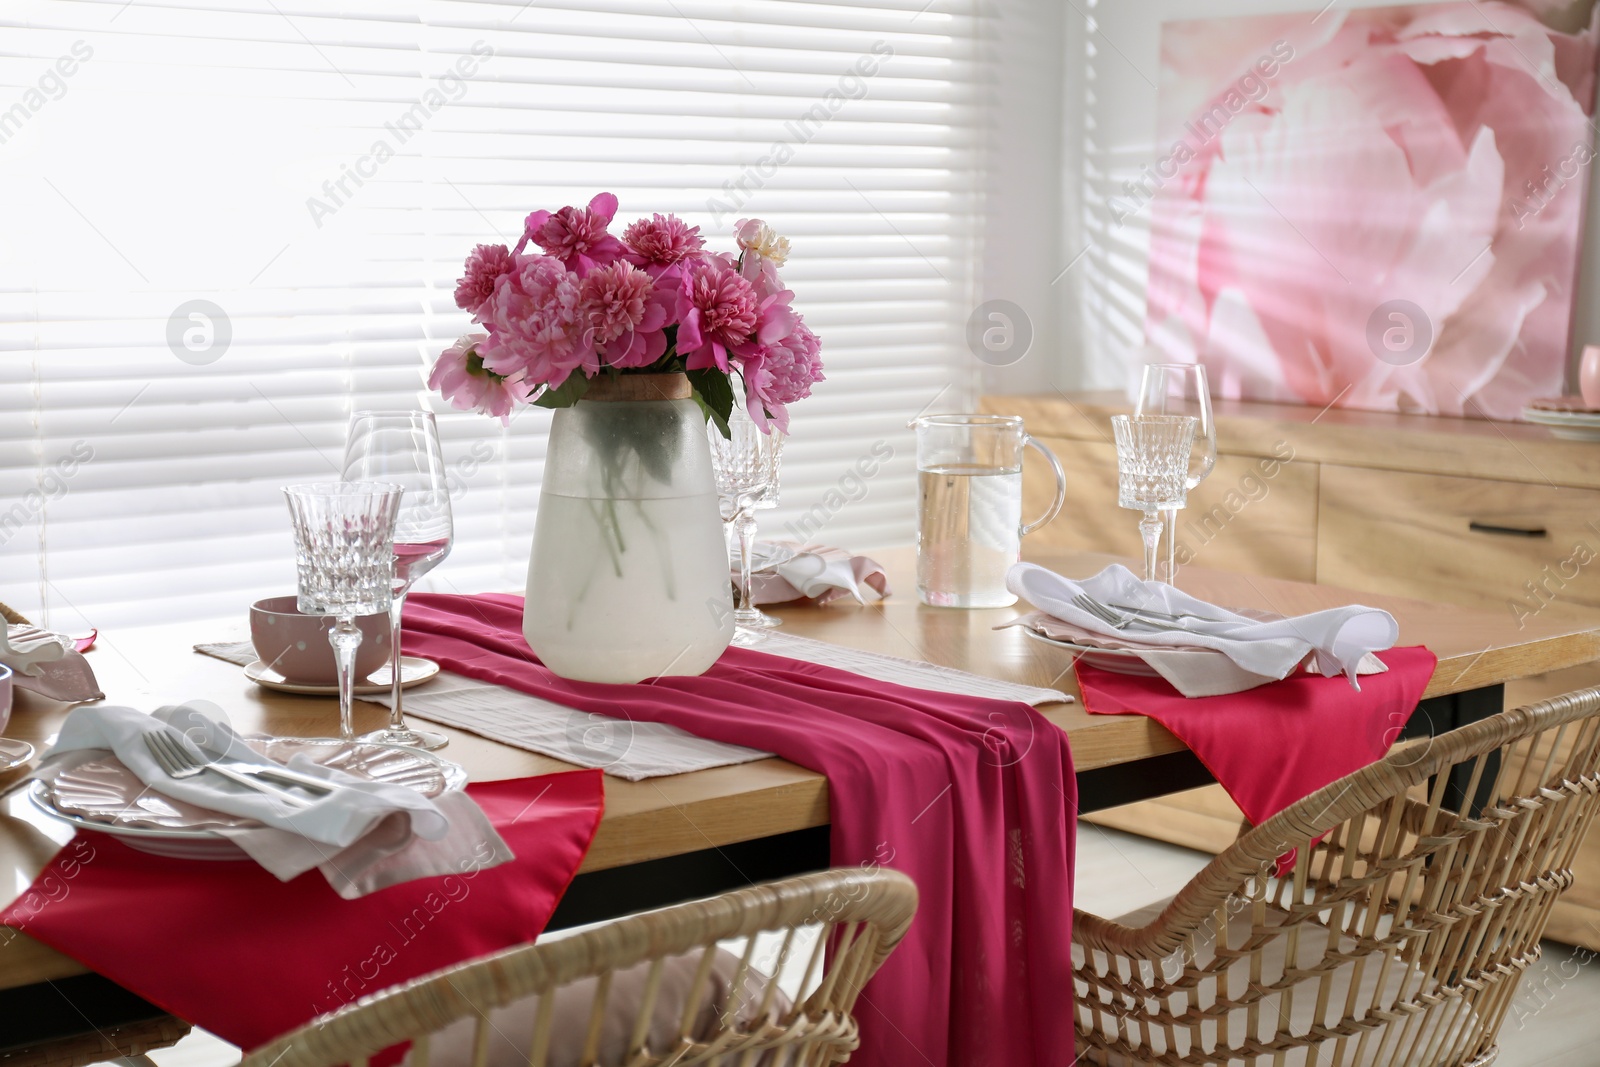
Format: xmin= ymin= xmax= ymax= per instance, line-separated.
xmin=142 ymin=732 xmax=315 ymax=808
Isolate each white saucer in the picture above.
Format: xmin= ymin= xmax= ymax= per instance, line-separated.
xmin=243 ymin=656 xmax=441 ymax=696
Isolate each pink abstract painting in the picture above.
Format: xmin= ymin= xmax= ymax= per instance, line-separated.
xmin=1143 ymin=2 xmax=1600 ymax=420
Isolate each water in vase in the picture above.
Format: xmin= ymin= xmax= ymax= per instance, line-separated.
xmin=524 ymin=490 xmax=734 ymax=683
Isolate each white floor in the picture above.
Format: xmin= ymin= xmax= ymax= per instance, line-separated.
xmin=145 ymin=823 xmax=1600 ymax=1066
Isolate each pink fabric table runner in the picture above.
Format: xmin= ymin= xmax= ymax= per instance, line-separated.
xmin=401 ymin=592 xmax=1077 ymax=1067
xmin=0 ymin=771 xmax=605 ymax=1050
xmin=1076 ymin=646 xmax=1439 ymax=851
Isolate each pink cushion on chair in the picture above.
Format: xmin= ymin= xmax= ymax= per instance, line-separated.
xmin=410 ymin=948 xmax=793 ymax=1067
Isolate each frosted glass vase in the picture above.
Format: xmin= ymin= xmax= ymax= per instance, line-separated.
xmin=523 ymin=374 xmax=735 ymax=683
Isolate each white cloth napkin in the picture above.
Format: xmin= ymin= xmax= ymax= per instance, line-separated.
xmin=1004 ymin=611 xmax=1387 ymax=698
xmin=745 ymin=541 xmax=890 ymax=606
xmin=1007 ymin=563 xmax=1400 ymax=694
xmin=2 ymin=624 xmax=102 ymax=702
xmin=31 ymin=704 xmax=512 ymax=898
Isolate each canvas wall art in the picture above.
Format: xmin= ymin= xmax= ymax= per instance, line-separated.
xmin=1142 ymin=2 xmax=1600 ymax=420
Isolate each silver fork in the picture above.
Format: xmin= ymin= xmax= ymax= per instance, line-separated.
xmin=1072 ymin=594 xmax=1190 ymax=633
xmin=1106 ymin=602 xmax=1218 ymax=623
xmin=142 ymin=732 xmax=314 ymax=809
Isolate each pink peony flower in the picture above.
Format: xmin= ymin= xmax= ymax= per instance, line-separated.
xmin=742 ymin=320 xmax=824 ymax=432
xmin=1146 ymin=6 xmax=1600 ymax=420
xmin=519 ymin=192 xmax=628 ymax=277
xmin=578 ymin=261 xmax=672 ymax=368
xmin=675 ymin=261 xmax=761 ymax=372
xmin=624 ymin=213 xmax=705 ymax=268
xmin=453 ymin=243 xmax=516 ymax=314
xmin=427 ymin=333 xmax=522 ymax=422
xmin=475 ymin=255 xmax=588 ymax=390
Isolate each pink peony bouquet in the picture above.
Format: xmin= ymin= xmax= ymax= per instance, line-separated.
xmin=429 ymin=193 xmax=823 ymax=436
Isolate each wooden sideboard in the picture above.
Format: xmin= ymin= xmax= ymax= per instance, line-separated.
xmin=983 ymin=391 xmax=1600 ymax=950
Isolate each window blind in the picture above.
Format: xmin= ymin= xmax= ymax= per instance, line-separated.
xmin=0 ymin=0 xmax=985 ymax=629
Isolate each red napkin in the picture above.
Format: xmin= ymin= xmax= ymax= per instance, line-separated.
xmin=0 ymin=771 xmax=604 ymax=1051
xmin=1076 ymin=646 xmax=1438 ymax=857
xmin=400 ymin=592 xmax=1077 ymax=1067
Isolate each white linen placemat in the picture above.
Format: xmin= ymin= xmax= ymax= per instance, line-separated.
xmin=197 ymin=635 xmax=1072 ymax=781
xmin=755 ymin=630 xmax=1071 ymax=705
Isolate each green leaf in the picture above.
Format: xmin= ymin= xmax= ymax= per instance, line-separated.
xmin=691 ymin=392 xmax=730 ymax=440
xmin=532 ymin=374 xmax=592 ymax=409
xmin=687 ymin=368 xmax=735 ymax=439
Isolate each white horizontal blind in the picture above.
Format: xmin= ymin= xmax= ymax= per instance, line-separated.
xmin=0 ymin=0 xmax=984 ymax=629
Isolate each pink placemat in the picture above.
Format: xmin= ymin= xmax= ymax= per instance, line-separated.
xmin=1076 ymin=646 xmax=1438 ymax=863
xmin=1 ymin=771 xmax=604 ymax=1050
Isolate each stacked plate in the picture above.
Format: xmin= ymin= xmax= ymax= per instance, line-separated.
xmin=28 ymin=737 xmax=466 ymax=860
xmin=1523 ymin=402 xmax=1600 ymax=441
xmin=1019 ymin=629 xmax=1164 ymax=677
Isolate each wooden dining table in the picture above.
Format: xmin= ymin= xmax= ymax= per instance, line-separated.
xmin=2 ymin=545 xmax=1597 ymax=1048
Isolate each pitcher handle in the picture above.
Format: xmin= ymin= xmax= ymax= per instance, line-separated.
xmin=1020 ymin=434 xmax=1066 ymax=537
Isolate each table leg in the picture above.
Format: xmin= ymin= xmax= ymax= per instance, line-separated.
xmin=1405 ymin=684 xmax=1504 ymax=816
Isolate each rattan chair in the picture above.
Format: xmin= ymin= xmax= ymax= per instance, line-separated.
xmin=1073 ymin=685 xmax=1600 ymax=1067
xmin=242 ymin=866 xmax=917 ymax=1067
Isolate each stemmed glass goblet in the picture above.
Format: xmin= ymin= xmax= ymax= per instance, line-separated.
xmin=283 ymin=482 xmax=404 ymax=743
xmin=1110 ymin=415 xmax=1197 ymax=584
xmin=709 ymin=408 xmax=783 ymax=644
xmin=1134 ymin=364 xmax=1216 ymax=585
xmin=748 ymin=427 xmax=789 ymax=615
xmin=341 ymin=410 xmax=453 ymax=750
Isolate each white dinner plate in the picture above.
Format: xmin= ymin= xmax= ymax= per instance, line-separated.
xmin=1523 ymin=408 xmax=1600 ymax=441
xmin=1020 ymin=628 xmax=1164 ymax=677
xmin=28 ymin=737 xmax=467 ymax=860
xmin=244 ymin=655 xmax=441 ymax=695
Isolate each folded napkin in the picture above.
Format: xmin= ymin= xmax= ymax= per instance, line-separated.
xmin=744 ymin=541 xmax=890 ymax=606
xmin=31 ymin=704 xmax=512 ymax=898
xmin=2 ymin=624 xmax=102 ymax=702
xmin=1008 ymin=563 xmax=1399 ymax=694
xmin=1005 ymin=611 xmax=1388 ymax=698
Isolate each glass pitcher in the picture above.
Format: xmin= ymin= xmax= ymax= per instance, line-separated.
xmin=912 ymin=414 xmax=1066 ymax=607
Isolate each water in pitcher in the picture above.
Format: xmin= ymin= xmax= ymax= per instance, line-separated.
xmin=917 ymin=464 xmax=1023 ymax=607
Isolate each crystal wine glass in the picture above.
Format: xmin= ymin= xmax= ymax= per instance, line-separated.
xmin=341 ymin=410 xmax=453 ymax=750
xmin=1110 ymin=415 xmax=1197 ymax=584
xmin=709 ymin=408 xmax=782 ymax=644
xmin=748 ymin=427 xmax=789 ymax=619
xmin=1134 ymin=364 xmax=1217 ymax=585
xmin=283 ymin=482 xmax=404 ymax=743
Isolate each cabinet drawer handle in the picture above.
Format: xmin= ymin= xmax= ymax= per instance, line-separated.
xmin=1468 ymin=521 xmax=1548 ymax=538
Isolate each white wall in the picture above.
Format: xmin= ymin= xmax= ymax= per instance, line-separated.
xmin=1062 ymin=0 xmax=1600 ymax=397
xmin=971 ymin=0 xmax=1074 ymax=397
